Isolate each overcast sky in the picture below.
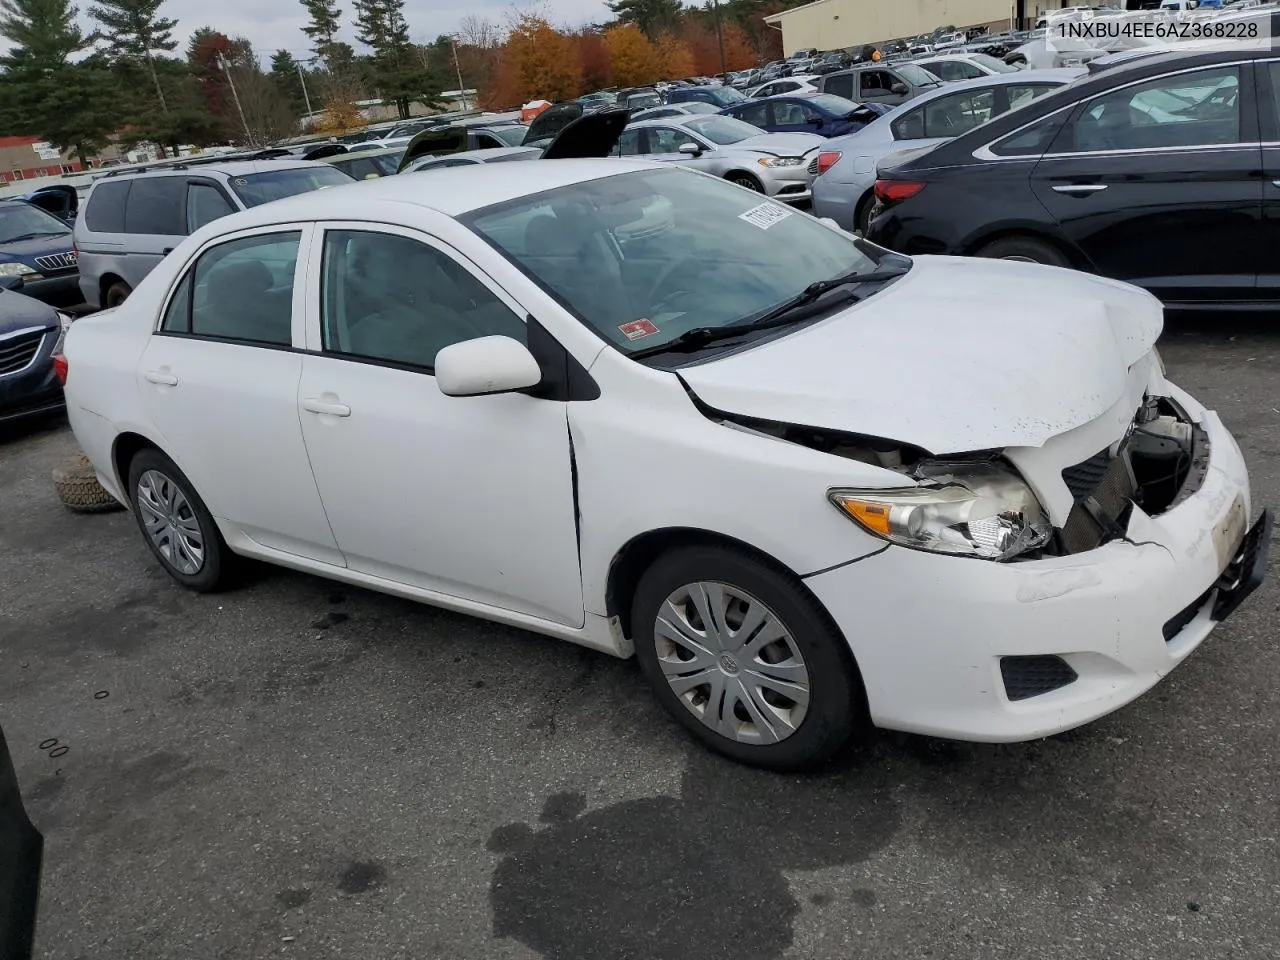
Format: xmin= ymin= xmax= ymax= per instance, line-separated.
xmin=151 ymin=0 xmax=614 ymax=61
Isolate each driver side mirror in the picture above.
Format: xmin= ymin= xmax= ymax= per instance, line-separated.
xmin=435 ymin=336 xmax=542 ymax=398
xmin=678 ymin=141 xmax=702 ymax=156
xmin=0 ymin=276 xmax=24 ymax=292
xmin=890 ymin=81 xmax=909 ymax=95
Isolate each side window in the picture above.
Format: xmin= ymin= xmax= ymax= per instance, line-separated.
xmin=161 ymin=272 xmax=193 ymax=332
xmin=185 ymin=182 xmax=235 ymax=232
xmin=1070 ymin=66 xmax=1241 ymax=153
xmin=735 ymin=101 xmax=770 ymax=127
xmin=1007 ymin=83 xmax=1057 ymax=111
xmin=123 ymin=176 xmax=187 ymax=235
xmin=823 ymin=73 xmax=854 ymax=99
xmin=648 ymin=126 xmax=697 ymax=153
xmin=990 ymin=113 xmax=1069 ymax=157
xmin=859 ymin=70 xmax=891 ymax=95
xmin=84 ymin=180 xmax=130 ymax=233
xmin=772 ymin=101 xmax=810 ymax=126
xmin=942 ymin=61 xmax=984 ymax=81
xmin=320 ymin=230 xmax=524 ymax=370
xmin=475 ymin=133 xmax=503 ymax=149
xmin=892 ymin=107 xmax=926 ymax=141
xmin=920 ymin=89 xmax=996 ymax=138
xmin=188 ymin=232 xmax=300 ymax=345
xmin=617 ymin=129 xmax=643 ymax=156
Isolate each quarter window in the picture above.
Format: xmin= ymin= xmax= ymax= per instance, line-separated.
xmin=1069 ymin=66 xmax=1241 ymax=152
xmin=320 ymin=230 xmax=524 ymax=370
xmin=734 ymin=101 xmax=770 ymax=127
xmin=176 ymin=232 xmax=300 ymax=345
xmin=928 ymin=60 xmax=984 ymax=81
xmin=990 ymin=114 xmax=1068 ymax=157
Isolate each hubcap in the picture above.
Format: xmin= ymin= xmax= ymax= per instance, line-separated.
xmin=654 ymin=582 xmax=810 ymax=745
xmin=1001 ymin=255 xmax=1039 ymax=263
xmin=136 ymin=469 xmax=205 ymax=576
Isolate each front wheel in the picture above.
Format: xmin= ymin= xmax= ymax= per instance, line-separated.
xmin=725 ymin=173 xmax=763 ymax=193
xmin=127 ymin=448 xmax=233 ymax=592
xmin=632 ymin=546 xmax=868 ymax=770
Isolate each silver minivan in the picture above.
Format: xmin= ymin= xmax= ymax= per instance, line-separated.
xmin=74 ymin=160 xmax=352 ymax=308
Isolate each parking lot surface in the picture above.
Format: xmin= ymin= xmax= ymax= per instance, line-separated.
xmin=1 ymin=316 xmax=1278 ymax=960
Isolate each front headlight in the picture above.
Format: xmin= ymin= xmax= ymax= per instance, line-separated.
xmin=758 ymin=157 xmax=804 ymax=168
xmin=51 ymin=312 xmax=73 ymax=354
xmin=0 ymin=262 xmax=37 ymax=277
xmin=829 ymin=463 xmax=1052 ymax=561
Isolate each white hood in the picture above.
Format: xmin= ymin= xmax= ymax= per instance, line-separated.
xmin=677 ymin=256 xmax=1163 ymax=454
xmin=732 ymin=132 xmax=825 ymax=157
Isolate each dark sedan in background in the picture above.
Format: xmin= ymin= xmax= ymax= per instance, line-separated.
xmin=865 ymin=47 xmax=1280 ymax=310
xmin=722 ymin=94 xmax=891 ymax=138
xmin=0 ymin=201 xmax=81 ymax=307
xmin=0 ymin=277 xmax=71 ymax=424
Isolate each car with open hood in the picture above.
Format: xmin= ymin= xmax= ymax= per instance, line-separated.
xmin=59 ymin=161 xmax=1268 ymax=770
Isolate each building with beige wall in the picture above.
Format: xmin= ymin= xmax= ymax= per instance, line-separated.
xmin=764 ymin=0 xmax=1020 ymax=55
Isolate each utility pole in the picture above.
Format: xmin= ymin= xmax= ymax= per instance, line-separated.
xmin=451 ymin=35 xmax=468 ymax=110
xmin=712 ymin=0 xmax=727 ymax=77
xmin=297 ymin=59 xmax=314 ymax=118
xmin=217 ymin=51 xmax=253 ymax=145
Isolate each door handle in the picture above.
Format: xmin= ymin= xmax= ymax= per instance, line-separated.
xmin=144 ymin=370 xmax=178 ymax=386
xmin=1052 ymin=184 xmax=1108 ymax=194
xmin=302 ymin=398 xmax=351 ymax=418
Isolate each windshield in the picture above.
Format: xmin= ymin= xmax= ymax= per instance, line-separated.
xmin=465 ymin=168 xmax=884 ymax=357
xmin=229 ymin=165 xmax=354 ymax=206
xmin=808 ymin=94 xmax=861 ymax=115
xmin=705 ymin=86 xmax=747 ymax=106
xmin=491 ymin=125 xmax=529 ymax=146
xmin=683 ymin=115 xmax=761 ymax=144
xmin=0 ymin=202 xmax=70 ymax=242
xmin=895 ymin=63 xmax=943 ymax=86
xmin=973 ymin=53 xmax=1018 ymax=73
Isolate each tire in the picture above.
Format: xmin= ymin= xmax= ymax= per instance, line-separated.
xmin=104 ymin=281 xmax=131 ymax=308
xmin=855 ymin=191 xmax=876 ymax=235
xmin=726 ymin=173 xmax=763 ymax=193
xmin=52 ymin=453 xmax=124 ymax=514
xmin=126 ymin=447 xmax=233 ymax=592
xmin=975 ymin=235 xmax=1070 ymax=267
xmin=631 ymin=545 xmax=869 ymax=770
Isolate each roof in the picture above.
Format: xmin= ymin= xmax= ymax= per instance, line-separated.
xmin=104 ymin=159 xmax=326 ymax=180
xmin=404 ymin=146 xmax=542 ymax=167
xmin=232 ymin=158 xmax=654 ymax=224
xmin=763 ymin=0 xmax=832 ymax=23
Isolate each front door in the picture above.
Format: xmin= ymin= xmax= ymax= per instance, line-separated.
xmin=137 ymin=226 xmax=344 ymax=564
xmin=1029 ymin=63 xmax=1263 ymax=305
xmin=1254 ymin=58 xmax=1280 ymax=300
xmin=295 ymin=224 xmax=584 ymax=626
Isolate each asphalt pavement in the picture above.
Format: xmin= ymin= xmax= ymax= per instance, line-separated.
xmin=1 ymin=315 xmax=1277 ymax=960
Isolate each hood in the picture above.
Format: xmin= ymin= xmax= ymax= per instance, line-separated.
xmin=676 ymin=256 xmax=1163 ymax=454
xmin=733 ymin=132 xmax=826 ymax=156
xmin=397 ymin=126 xmax=470 ymax=172
xmin=0 ymin=287 xmax=59 ymax=333
xmin=0 ymin=233 xmax=73 ymax=264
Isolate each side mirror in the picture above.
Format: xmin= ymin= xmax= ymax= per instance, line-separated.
xmin=0 ymin=276 xmax=24 ymax=292
xmin=890 ymin=82 xmax=909 ymax=95
xmin=435 ymin=336 xmax=542 ymax=398
xmin=678 ymin=142 xmax=701 ymax=156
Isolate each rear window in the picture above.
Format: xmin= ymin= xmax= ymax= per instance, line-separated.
xmin=228 ymin=165 xmax=353 ymax=207
xmin=124 ymin=176 xmax=186 ymax=235
xmin=84 ymin=180 xmax=131 ymax=233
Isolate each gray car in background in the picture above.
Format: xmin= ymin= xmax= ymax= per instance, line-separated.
xmin=617 ymin=114 xmax=824 ymax=202
xmin=811 ymin=69 xmax=1082 ymax=232
xmin=74 ymin=160 xmax=352 ymax=308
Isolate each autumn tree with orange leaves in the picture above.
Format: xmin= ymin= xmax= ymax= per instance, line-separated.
xmin=481 ymin=13 xmax=582 ymax=109
xmin=654 ymin=32 xmax=695 ymax=80
xmin=574 ymin=30 xmax=613 ymax=90
xmin=603 ymin=24 xmax=663 ymax=87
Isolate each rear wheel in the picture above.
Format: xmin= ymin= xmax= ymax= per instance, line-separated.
xmin=855 ymin=190 xmax=876 ymax=235
xmin=975 ymin=235 xmax=1070 ymax=267
xmin=726 ymin=172 xmax=763 ymax=193
xmin=104 ymin=281 xmax=132 ymax=308
xmin=632 ymin=546 xmax=868 ymax=770
xmin=126 ymin=448 xmax=233 ymax=592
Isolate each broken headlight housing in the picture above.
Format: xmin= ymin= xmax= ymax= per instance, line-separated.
xmin=829 ymin=463 xmax=1052 ymax=561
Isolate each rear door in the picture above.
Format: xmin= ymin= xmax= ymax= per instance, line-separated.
xmin=768 ymin=99 xmax=820 ymax=135
xmin=856 ymin=69 xmax=903 ymax=107
xmin=1029 ymin=63 xmax=1262 ymax=305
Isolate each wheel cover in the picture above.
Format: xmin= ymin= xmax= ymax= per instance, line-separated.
xmin=136 ymin=469 xmax=205 ymax=576
xmin=1000 ymin=255 xmax=1040 ymax=263
xmin=731 ymin=175 xmax=762 ymax=191
xmin=654 ymin=581 xmax=810 ymax=745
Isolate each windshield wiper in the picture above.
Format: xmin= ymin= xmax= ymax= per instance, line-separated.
xmin=630 ymin=264 xmax=910 ymax=358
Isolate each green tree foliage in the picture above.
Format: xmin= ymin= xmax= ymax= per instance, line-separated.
xmin=89 ymin=0 xmax=178 ymax=109
xmin=352 ymin=0 xmax=436 ymax=119
xmin=605 ymin=0 xmax=684 ymax=39
xmin=300 ymin=0 xmax=349 ymax=66
xmin=269 ymin=49 xmax=311 ymax=115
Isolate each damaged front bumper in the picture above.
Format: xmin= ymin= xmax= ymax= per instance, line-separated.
xmin=804 ymin=385 xmax=1270 ymax=742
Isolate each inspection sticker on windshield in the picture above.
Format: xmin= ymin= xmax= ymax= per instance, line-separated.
xmin=619 ymin=318 xmax=660 ymax=341
xmin=739 ymin=202 xmax=792 ymax=230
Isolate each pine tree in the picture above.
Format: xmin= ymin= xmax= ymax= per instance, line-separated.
xmin=88 ymin=0 xmax=177 ymax=110
xmin=269 ymin=49 xmax=309 ymax=115
xmin=300 ymin=0 xmax=344 ymax=65
xmin=605 ymin=0 xmax=684 ymax=40
xmin=351 ymin=0 xmax=434 ymax=119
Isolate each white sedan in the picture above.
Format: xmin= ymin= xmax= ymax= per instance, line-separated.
xmin=60 ymin=161 xmax=1270 ymax=769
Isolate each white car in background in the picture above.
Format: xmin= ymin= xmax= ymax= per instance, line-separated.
xmin=746 ymin=75 xmax=820 ymax=99
xmin=811 ymin=69 xmax=1082 ymax=232
xmin=60 ymin=162 xmax=1268 ymax=769
xmin=915 ymin=52 xmax=1024 ymax=81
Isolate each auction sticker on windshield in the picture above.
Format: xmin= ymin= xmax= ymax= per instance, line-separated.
xmin=739 ymin=202 xmax=792 ymax=230
xmin=619 ymin=318 xmax=660 ymax=341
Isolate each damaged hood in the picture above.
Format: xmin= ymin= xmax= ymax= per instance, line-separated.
xmin=677 ymin=256 xmax=1162 ymax=454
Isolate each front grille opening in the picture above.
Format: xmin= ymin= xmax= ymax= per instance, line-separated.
xmin=1163 ymin=589 xmax=1212 ymax=642
xmin=1001 ymin=655 xmax=1078 ymax=701
xmin=0 ymin=330 xmax=43 ymax=376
